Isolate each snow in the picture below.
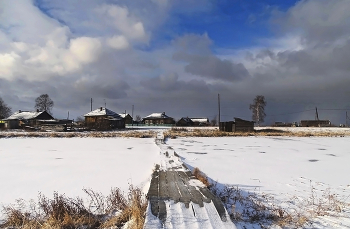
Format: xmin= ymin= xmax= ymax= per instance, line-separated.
xmin=0 ymin=137 xmax=160 ymax=220
xmin=1 ymin=130 xmax=350 ymax=228
xmin=84 ymin=107 xmax=122 ymax=119
xmin=144 ymin=112 xmax=172 ymax=119
xmin=167 ymin=136 xmax=350 ymax=228
xmin=190 ymin=118 xmax=209 ymax=123
xmin=5 ymin=110 xmax=44 ymax=120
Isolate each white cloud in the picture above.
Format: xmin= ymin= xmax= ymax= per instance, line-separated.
xmin=107 ymin=35 xmax=129 ymax=50
xmin=69 ymin=37 xmax=101 ymax=63
xmin=97 ymin=4 xmax=149 ymax=43
xmin=0 ymin=52 xmax=20 ymax=80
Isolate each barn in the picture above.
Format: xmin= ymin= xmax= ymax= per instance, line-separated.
xmin=84 ymin=107 xmax=125 ymax=130
xmin=219 ymin=117 xmax=254 ymax=132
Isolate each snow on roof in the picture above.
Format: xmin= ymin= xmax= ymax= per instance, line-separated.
xmin=144 ymin=112 xmax=172 ymax=119
xmin=84 ymin=108 xmax=122 ymax=119
xmin=5 ymin=111 xmax=45 ymax=120
xmin=118 ymin=113 xmax=130 ymax=118
xmin=190 ymin=118 xmax=209 ymax=123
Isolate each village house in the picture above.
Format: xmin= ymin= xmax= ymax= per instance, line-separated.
xmin=119 ymin=113 xmax=133 ymax=124
xmin=220 ymin=117 xmax=255 ymax=132
xmin=4 ymin=110 xmax=54 ymax=129
xmin=84 ymin=107 xmax=125 ymax=130
xmin=176 ymin=117 xmax=209 ymax=126
xmin=143 ymin=112 xmax=175 ymax=125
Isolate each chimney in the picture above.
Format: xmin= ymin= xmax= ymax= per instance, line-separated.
xmin=100 ymin=107 xmax=103 ymax=111
xmin=37 ymin=109 xmax=39 ymax=112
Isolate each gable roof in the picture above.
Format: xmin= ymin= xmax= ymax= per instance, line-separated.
xmin=5 ymin=110 xmax=53 ymax=120
xmin=84 ymin=107 xmax=122 ymax=119
xmin=143 ymin=112 xmax=173 ymax=119
xmin=119 ymin=113 xmax=132 ymax=119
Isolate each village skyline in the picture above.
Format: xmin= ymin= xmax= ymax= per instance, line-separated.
xmin=0 ymin=0 xmax=350 ymax=124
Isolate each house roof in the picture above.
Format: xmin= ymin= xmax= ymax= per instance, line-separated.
xmin=84 ymin=108 xmax=122 ymax=120
xmin=190 ymin=118 xmax=209 ymax=123
xmin=119 ymin=113 xmax=131 ymax=119
xmin=178 ymin=117 xmax=192 ymax=123
xmin=5 ymin=110 xmax=50 ymax=120
xmin=143 ymin=112 xmax=172 ymax=119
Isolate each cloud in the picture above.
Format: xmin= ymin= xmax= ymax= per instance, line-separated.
xmin=106 ymin=35 xmax=129 ymax=50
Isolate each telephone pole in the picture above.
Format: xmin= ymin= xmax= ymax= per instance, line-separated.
xmin=315 ymin=107 xmax=319 ymax=121
xmin=132 ymin=105 xmax=134 ymax=127
xmin=90 ymin=98 xmax=93 ymax=111
xmin=218 ymin=94 xmax=221 ymax=126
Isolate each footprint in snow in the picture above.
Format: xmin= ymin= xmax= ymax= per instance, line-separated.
xmin=309 ymin=159 xmax=319 ymax=162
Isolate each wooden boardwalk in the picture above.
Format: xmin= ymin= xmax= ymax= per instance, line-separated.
xmin=146 ymin=163 xmax=227 ymax=223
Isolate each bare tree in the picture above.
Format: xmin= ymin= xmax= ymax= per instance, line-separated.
xmin=34 ymin=94 xmax=54 ymax=115
xmin=249 ymin=95 xmax=267 ymax=126
xmin=0 ymin=97 xmax=11 ymax=119
xmin=135 ymin=115 xmax=142 ymax=122
xmin=210 ymin=117 xmax=217 ymax=126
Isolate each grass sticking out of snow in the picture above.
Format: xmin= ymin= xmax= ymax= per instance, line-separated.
xmin=1 ymin=185 xmax=147 ymax=229
xmin=165 ymin=128 xmax=350 ymax=138
xmin=0 ymin=130 xmax=156 ymax=138
xmin=208 ymin=180 xmax=350 ymax=228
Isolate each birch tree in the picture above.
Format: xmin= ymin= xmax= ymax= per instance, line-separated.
xmin=249 ymin=95 xmax=266 ymax=126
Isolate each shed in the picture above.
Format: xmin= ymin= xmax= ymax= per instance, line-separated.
xmin=220 ymin=118 xmax=254 ymax=132
xmin=84 ymin=107 xmax=125 ymax=130
xmin=4 ymin=110 xmax=54 ymax=129
xmin=300 ymin=120 xmax=331 ymax=127
xmin=143 ymin=112 xmax=175 ymax=125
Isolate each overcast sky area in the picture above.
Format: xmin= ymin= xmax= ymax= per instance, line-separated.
xmin=1 ymin=0 xmax=350 ymax=124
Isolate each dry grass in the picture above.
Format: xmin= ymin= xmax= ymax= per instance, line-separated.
xmin=192 ymin=167 xmax=210 ymax=187
xmin=1 ymin=185 xmax=147 ymax=229
xmin=164 ymin=128 xmax=350 ymax=138
xmin=209 ymin=180 xmax=350 ymax=228
xmin=0 ymin=130 xmax=156 ymax=139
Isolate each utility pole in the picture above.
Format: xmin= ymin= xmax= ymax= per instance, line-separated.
xmin=218 ymin=94 xmax=221 ymax=126
xmin=346 ymin=111 xmax=348 ymax=127
xmin=90 ymin=98 xmax=93 ymax=111
xmin=104 ymin=99 xmax=106 ymax=108
xmin=67 ymin=111 xmax=69 ymax=119
xmin=132 ymin=105 xmax=134 ymax=127
xmin=315 ymin=107 xmax=319 ymax=121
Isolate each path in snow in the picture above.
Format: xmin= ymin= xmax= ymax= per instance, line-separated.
xmin=144 ymin=132 xmax=236 ymax=229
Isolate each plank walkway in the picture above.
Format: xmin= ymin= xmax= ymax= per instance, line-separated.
xmin=146 ymin=162 xmax=227 ymax=223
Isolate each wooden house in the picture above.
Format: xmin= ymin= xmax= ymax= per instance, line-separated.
xmin=220 ymin=117 xmax=254 ymax=132
xmin=119 ymin=113 xmax=133 ymax=124
xmin=176 ymin=117 xmax=193 ymax=126
xmin=84 ymin=107 xmax=125 ymax=130
xmin=4 ymin=110 xmax=54 ymax=129
xmin=176 ymin=117 xmax=210 ymax=126
xmin=143 ymin=112 xmax=175 ymax=125
xmin=300 ymin=120 xmax=331 ymax=127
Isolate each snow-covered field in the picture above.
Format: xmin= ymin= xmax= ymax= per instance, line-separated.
xmin=167 ymin=136 xmax=350 ymax=228
xmin=0 ymin=137 xmax=159 ymax=218
xmin=1 ymin=132 xmax=350 ymax=228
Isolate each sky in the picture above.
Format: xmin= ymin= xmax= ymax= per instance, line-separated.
xmin=1 ymin=0 xmax=350 ymax=125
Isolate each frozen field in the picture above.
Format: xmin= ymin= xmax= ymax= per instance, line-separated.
xmin=167 ymin=136 xmax=350 ymax=228
xmin=1 ymin=133 xmax=350 ymax=228
xmin=0 ymin=137 xmax=160 ymax=215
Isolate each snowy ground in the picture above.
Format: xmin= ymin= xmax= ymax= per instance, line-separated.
xmin=167 ymin=136 xmax=350 ymax=228
xmin=0 ymin=137 xmax=160 ymax=220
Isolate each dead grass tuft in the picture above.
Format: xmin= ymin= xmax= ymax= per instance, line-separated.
xmin=193 ymin=167 xmax=210 ymax=187
xmin=1 ymin=185 xmax=147 ymax=229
